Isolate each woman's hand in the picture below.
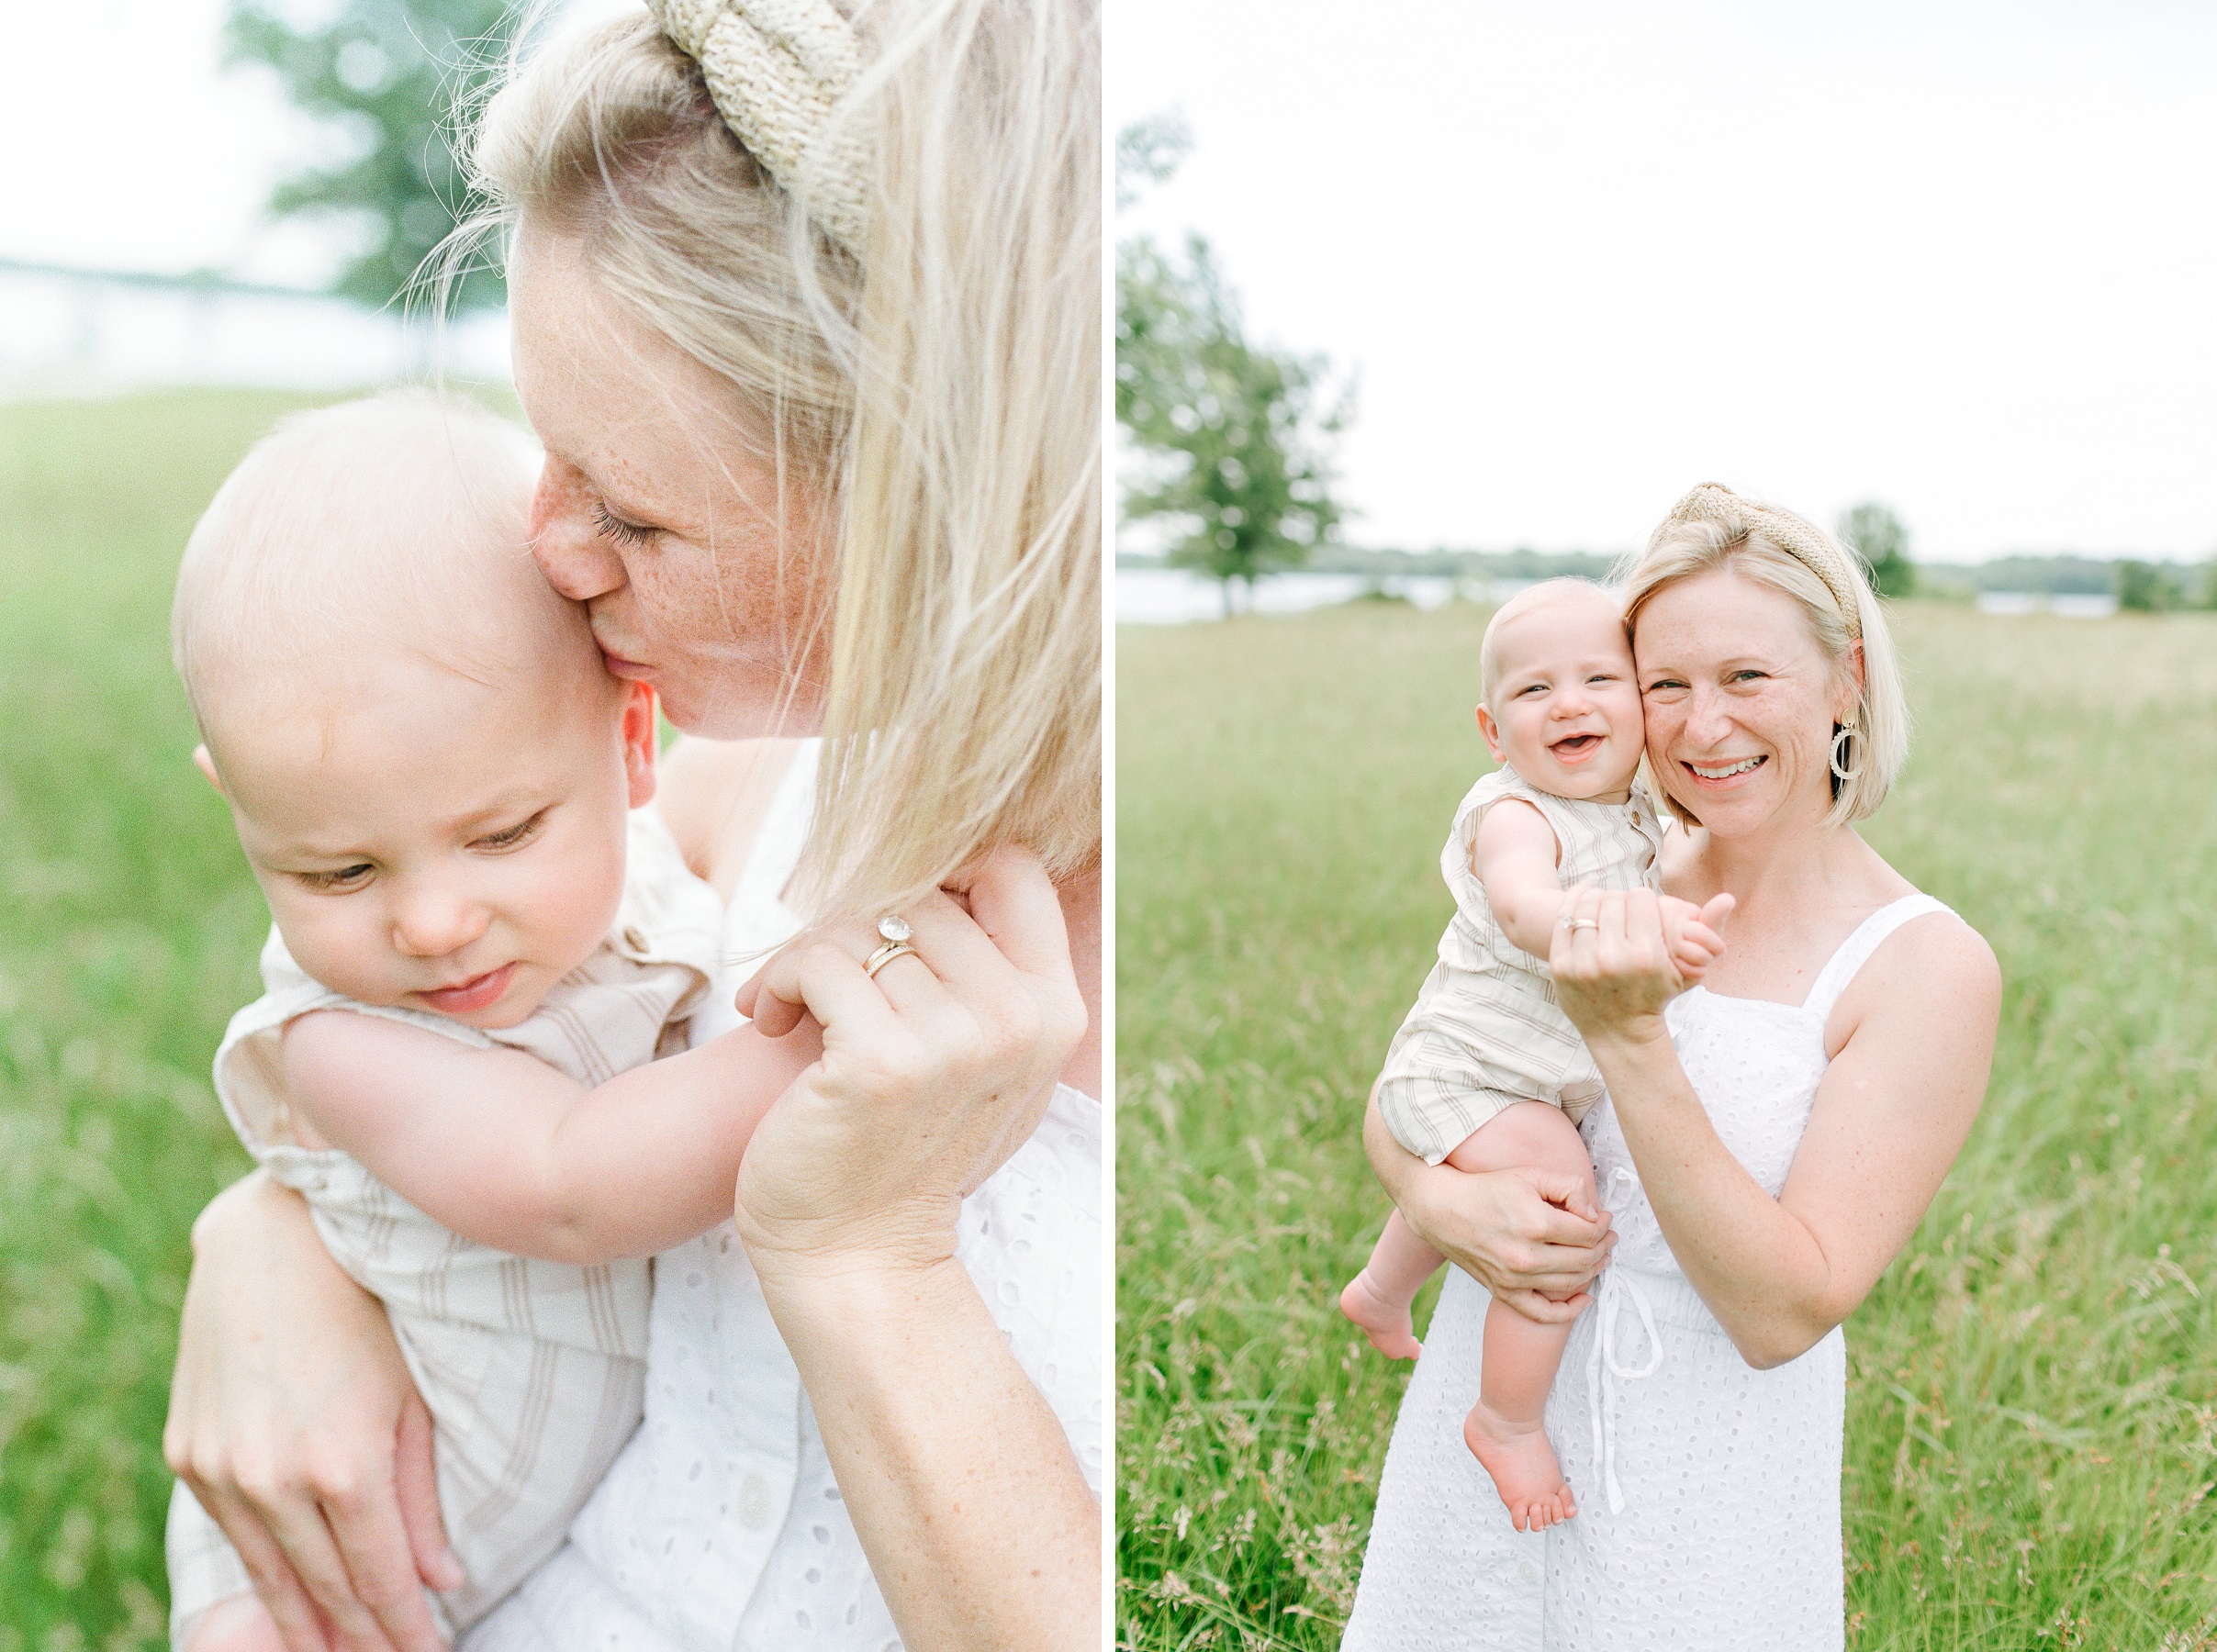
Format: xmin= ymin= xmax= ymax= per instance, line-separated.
xmin=730 ymin=847 xmax=1098 ymax=1651
xmin=732 ymin=844 xmax=1087 ymax=1280
xmin=164 ymin=1173 xmax=460 ymax=1652
xmin=1363 ymin=1092 xmax=1613 ymax=1323
xmin=1551 ymin=884 xmax=1732 ymax=1049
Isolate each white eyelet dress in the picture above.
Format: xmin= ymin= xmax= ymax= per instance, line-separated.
xmin=463 ymin=741 xmax=1103 ymax=1652
xmin=1343 ymin=894 xmax=1954 ymax=1652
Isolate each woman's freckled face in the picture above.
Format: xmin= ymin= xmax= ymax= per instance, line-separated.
xmin=1633 ymin=567 xmax=1856 ymax=836
xmin=508 ymin=220 xmax=835 ymax=739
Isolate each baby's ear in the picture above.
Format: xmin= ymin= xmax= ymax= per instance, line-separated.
xmin=1473 ymin=703 xmax=1507 ymax=764
xmin=621 ymin=682 xmax=659 ymax=809
xmin=191 ymin=744 xmax=226 ymax=796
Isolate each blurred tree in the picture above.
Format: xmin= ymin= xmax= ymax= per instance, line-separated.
xmin=2113 ymin=559 xmax=2185 ymax=612
xmin=228 ymin=0 xmax=519 ymax=311
xmin=1115 ymin=119 xmax=1349 ymax=619
xmin=1837 ymin=501 xmax=1916 ymax=598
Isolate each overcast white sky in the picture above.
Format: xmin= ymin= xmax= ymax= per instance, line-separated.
xmin=1109 ymin=0 xmax=2217 ymax=561
xmin=6 ymin=2 xmax=2211 ymax=560
xmin=0 ymin=0 xmax=628 ymax=287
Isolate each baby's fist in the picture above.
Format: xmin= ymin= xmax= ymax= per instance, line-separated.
xmin=1659 ymin=892 xmax=1734 ymax=983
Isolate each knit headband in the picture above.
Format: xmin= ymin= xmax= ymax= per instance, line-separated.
xmin=645 ymin=0 xmax=869 ymax=258
xmin=1657 ymin=482 xmax=1864 ymax=640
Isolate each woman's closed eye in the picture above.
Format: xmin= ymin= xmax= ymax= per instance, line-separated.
xmin=591 ymin=499 xmax=657 ymax=549
xmin=473 ymin=810 xmax=549 ymax=853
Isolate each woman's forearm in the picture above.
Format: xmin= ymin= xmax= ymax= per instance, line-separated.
xmin=756 ymin=1254 xmax=1098 ymax=1652
xmin=1585 ymin=1027 xmax=1842 ymax=1367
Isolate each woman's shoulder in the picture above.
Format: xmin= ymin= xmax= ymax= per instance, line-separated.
xmin=656 ymin=736 xmax=812 ymax=898
xmin=1823 ymin=886 xmax=1999 ymax=1047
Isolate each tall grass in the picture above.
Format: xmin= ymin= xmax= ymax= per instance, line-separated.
xmin=1116 ymin=599 xmax=2217 ymax=1649
xmin=0 ymin=389 xmax=355 ymax=1647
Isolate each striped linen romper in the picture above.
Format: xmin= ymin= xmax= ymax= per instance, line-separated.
xmin=1374 ymin=766 xmax=1663 ymax=1165
xmin=165 ymin=808 xmax=724 ymax=1646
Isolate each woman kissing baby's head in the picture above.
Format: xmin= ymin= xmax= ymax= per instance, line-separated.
xmin=172 ymin=390 xmax=658 ymax=1029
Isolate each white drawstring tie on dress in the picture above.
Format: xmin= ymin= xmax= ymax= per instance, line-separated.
xmin=1584 ymin=1167 xmax=1663 ymax=1514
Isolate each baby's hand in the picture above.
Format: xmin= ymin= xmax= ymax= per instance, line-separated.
xmin=1658 ymin=893 xmax=1734 ymax=984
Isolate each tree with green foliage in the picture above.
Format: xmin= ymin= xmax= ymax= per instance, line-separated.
xmin=228 ymin=0 xmax=521 ymax=311
xmin=1115 ymin=119 xmax=1349 ymax=618
xmin=2113 ymin=559 xmax=2187 ymax=612
xmin=1837 ymin=501 xmax=1916 ymax=597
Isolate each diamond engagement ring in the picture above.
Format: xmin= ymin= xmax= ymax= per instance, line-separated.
xmin=1562 ymin=917 xmax=1598 ymax=932
xmin=865 ymin=913 xmax=919 ymax=977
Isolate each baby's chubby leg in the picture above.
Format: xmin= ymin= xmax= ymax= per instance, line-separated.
xmin=1338 ymin=1208 xmax=1441 ymax=1360
xmin=181 ymin=1594 xmax=288 ymax=1652
xmin=1449 ymin=1100 xmax=1598 ymax=1534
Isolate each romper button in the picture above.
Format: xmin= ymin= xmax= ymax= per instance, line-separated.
xmin=1518 ymin=1558 xmax=1540 ymax=1584
xmin=622 ymin=926 xmax=649 ymax=952
xmin=738 ymin=1471 xmax=772 ymax=1530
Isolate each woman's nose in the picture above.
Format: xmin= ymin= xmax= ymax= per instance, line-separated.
xmin=1681 ymin=684 xmax=1733 ymax=743
xmin=529 ymin=457 xmax=628 ymax=602
xmin=389 ymin=880 xmax=492 ymax=959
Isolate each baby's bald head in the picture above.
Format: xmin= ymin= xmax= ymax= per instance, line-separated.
xmin=1479 ymin=578 xmax=1628 ymax=705
xmin=173 ymin=392 xmax=603 ymax=763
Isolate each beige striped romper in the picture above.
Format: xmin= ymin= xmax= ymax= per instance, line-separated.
xmin=1374 ymin=767 xmax=1664 ymax=1165
xmin=165 ymin=809 xmax=724 ymax=1646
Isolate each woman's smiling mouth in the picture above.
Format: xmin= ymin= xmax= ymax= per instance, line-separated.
xmin=1686 ymin=755 xmax=1766 ymax=781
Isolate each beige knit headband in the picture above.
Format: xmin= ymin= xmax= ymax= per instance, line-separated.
xmin=1658 ymin=482 xmax=1864 ymax=640
xmin=646 ymin=0 xmax=870 ymax=257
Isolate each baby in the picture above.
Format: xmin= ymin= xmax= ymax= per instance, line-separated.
xmin=163 ymin=393 xmax=816 ymax=1649
xmin=1338 ymin=578 xmax=1730 ymax=1533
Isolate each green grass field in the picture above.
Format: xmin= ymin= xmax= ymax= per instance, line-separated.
xmin=0 ymin=388 xmax=403 ymax=1647
xmin=1116 ymin=598 xmax=2217 ymax=1649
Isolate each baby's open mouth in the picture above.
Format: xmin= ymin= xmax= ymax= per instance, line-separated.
xmin=1687 ymin=755 xmax=1765 ymax=780
xmin=1551 ymin=733 xmax=1604 ymax=760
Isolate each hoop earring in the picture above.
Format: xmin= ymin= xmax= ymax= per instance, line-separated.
xmin=1830 ymin=720 xmax=1864 ymax=784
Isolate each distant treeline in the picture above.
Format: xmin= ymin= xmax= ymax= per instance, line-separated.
xmin=1116 ymin=547 xmax=2204 ymax=598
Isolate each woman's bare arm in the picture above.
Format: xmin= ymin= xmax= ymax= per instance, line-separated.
xmin=1559 ymin=886 xmax=1999 ymax=1367
xmin=737 ymin=851 xmax=1098 ymax=1650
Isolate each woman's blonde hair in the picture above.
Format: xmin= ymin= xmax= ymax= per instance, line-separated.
xmin=459 ymin=0 xmax=1100 ymax=919
xmin=1617 ymin=485 xmax=1909 ymax=828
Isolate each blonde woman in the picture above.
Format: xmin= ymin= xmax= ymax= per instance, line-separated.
xmin=1344 ymin=486 xmax=1999 ymax=1649
xmin=161 ymin=4 xmax=1100 ymax=1649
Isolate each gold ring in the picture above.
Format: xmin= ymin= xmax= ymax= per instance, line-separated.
xmin=1562 ymin=918 xmax=1598 ymax=932
xmin=864 ymin=940 xmax=919 ymax=978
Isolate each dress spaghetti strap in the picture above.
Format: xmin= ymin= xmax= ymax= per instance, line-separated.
xmin=1799 ymin=893 xmax=1954 ymax=1023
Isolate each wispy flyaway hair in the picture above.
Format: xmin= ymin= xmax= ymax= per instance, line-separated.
xmin=463 ymin=0 xmax=1101 ymax=921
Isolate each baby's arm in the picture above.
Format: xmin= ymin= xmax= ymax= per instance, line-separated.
xmin=279 ymin=1011 xmax=820 ymax=1264
xmin=1470 ymin=799 xmax=1575 ymax=956
xmin=1475 ymin=802 xmax=1730 ymax=977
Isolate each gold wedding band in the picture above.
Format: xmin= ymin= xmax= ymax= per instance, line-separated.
xmin=1562 ymin=918 xmax=1598 ymax=932
xmin=864 ymin=940 xmax=919 ymax=977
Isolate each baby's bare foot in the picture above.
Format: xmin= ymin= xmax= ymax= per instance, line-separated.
xmin=1463 ymin=1396 xmax=1576 ymax=1532
xmin=1338 ymin=1269 xmax=1422 ymax=1359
